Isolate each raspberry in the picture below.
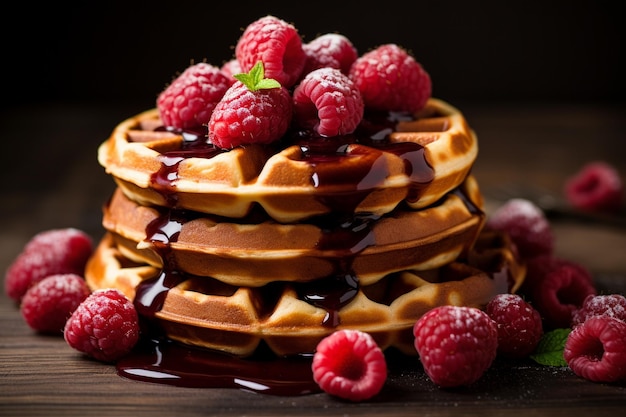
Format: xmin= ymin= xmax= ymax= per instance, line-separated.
xmin=293 ymin=68 xmax=364 ymax=137
xmin=301 ymin=33 xmax=358 ymax=76
xmin=235 ymin=15 xmax=306 ymax=88
xmin=413 ymin=306 xmax=498 ymax=388
xmin=20 ymin=274 xmax=91 ymax=334
xmin=64 ymin=289 xmax=140 ymax=363
xmin=220 ymin=59 xmax=241 ymax=85
xmin=523 ymin=255 xmax=597 ymax=329
xmin=157 ymin=62 xmax=231 ymax=129
xmin=485 ymin=294 xmax=543 ymax=358
xmin=208 ymin=62 xmax=292 ymax=149
xmin=349 ymin=43 xmax=431 ymax=113
xmin=5 ymin=228 xmax=93 ymax=302
xmin=572 ymin=294 xmax=626 ymax=327
xmin=486 ymin=198 xmax=555 ymax=260
xmin=564 ymin=161 xmax=623 ymax=214
xmin=312 ymin=329 xmax=387 ymax=401
xmin=564 ymin=316 xmax=626 ymax=383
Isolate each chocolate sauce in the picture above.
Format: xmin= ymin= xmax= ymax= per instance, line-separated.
xmin=147 ymin=112 xmax=435 ymax=216
xmin=150 ymin=126 xmax=224 ymax=206
xmin=117 ymin=338 xmax=320 ymax=395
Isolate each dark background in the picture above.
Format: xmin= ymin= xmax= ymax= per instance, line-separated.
xmin=2 ymin=0 xmax=623 ymax=112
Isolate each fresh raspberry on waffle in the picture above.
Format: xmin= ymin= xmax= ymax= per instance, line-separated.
xmin=157 ymin=62 xmax=231 ymax=129
xmin=349 ymin=43 xmax=431 ymax=112
xmin=235 ymin=15 xmax=306 ymax=88
xmin=208 ymin=62 xmax=292 ymax=148
xmin=293 ymin=67 xmax=364 ymax=136
xmin=301 ymin=33 xmax=358 ymax=76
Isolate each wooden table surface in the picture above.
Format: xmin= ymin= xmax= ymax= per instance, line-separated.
xmin=1 ymin=100 xmax=626 ymax=416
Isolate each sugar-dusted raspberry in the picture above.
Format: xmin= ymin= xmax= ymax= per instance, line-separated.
xmin=312 ymin=329 xmax=387 ymax=401
xmin=64 ymin=289 xmax=140 ymax=363
xmin=564 ymin=161 xmax=624 ymax=214
xmin=486 ymin=294 xmax=543 ymax=358
xmin=157 ymin=62 xmax=231 ymax=129
xmin=413 ymin=306 xmax=498 ymax=388
xmin=523 ymin=255 xmax=597 ymax=329
xmin=349 ymin=43 xmax=431 ymax=113
xmin=20 ymin=274 xmax=91 ymax=334
xmin=5 ymin=228 xmax=93 ymax=302
xmin=208 ymin=62 xmax=292 ymax=149
xmin=564 ymin=316 xmax=626 ymax=383
xmin=235 ymin=15 xmax=306 ymax=88
xmin=293 ymin=68 xmax=364 ymax=137
xmin=572 ymin=294 xmax=626 ymax=328
xmin=301 ymin=33 xmax=358 ymax=76
xmin=486 ymin=198 xmax=555 ymax=260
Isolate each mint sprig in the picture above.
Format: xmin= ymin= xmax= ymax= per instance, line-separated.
xmin=233 ymin=61 xmax=281 ymax=92
xmin=529 ymin=328 xmax=571 ymax=367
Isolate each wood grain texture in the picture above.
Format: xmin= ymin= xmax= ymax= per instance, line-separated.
xmin=1 ymin=103 xmax=625 ymax=416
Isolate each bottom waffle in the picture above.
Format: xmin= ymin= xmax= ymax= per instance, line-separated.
xmin=86 ymin=230 xmax=525 ymax=357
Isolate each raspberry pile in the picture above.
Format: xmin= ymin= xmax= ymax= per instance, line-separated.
xmin=5 ymin=227 xmax=141 ymax=363
xmin=156 ymin=15 xmax=432 ymax=148
xmin=485 ymin=196 xmax=626 ymax=384
xmin=5 ymin=228 xmax=93 ymax=302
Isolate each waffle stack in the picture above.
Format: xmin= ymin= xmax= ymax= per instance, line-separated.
xmin=86 ymin=98 xmax=525 ymax=357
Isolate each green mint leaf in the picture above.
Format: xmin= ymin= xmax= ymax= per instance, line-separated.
xmin=233 ymin=61 xmax=281 ymax=92
xmin=529 ymin=328 xmax=571 ymax=367
xmin=255 ymin=78 xmax=281 ymax=90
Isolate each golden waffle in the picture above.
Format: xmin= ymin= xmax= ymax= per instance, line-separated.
xmin=101 ymin=176 xmax=485 ymax=287
xmin=85 ymin=228 xmax=524 ymax=358
xmin=98 ymin=98 xmax=477 ymax=222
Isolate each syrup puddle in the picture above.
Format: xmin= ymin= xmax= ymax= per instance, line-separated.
xmin=116 ymin=337 xmax=320 ymax=396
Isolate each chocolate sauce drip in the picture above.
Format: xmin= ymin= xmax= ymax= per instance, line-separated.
xmin=296 ymin=273 xmax=359 ymax=327
xmin=133 ymin=209 xmax=187 ymax=317
xmin=150 ymin=126 xmax=224 ymax=207
xmin=450 ymin=184 xmax=483 ymax=215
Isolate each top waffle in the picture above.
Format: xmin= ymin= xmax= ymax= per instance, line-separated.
xmin=98 ymin=98 xmax=477 ymax=223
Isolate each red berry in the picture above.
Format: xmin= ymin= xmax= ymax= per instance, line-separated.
xmin=220 ymin=59 xmax=241 ymax=85
xmin=235 ymin=15 xmax=306 ymax=88
xmin=64 ymin=289 xmax=140 ymax=363
xmin=523 ymin=255 xmax=597 ymax=329
xmin=486 ymin=198 xmax=555 ymax=260
xmin=312 ymin=330 xmax=387 ymax=401
xmin=5 ymin=228 xmax=93 ymax=302
xmin=564 ymin=316 xmax=626 ymax=383
xmin=485 ymin=294 xmax=543 ymax=358
xmin=157 ymin=62 xmax=231 ymax=129
xmin=572 ymin=294 xmax=626 ymax=328
xmin=20 ymin=274 xmax=91 ymax=334
xmin=293 ymin=68 xmax=364 ymax=137
xmin=208 ymin=76 xmax=292 ymax=149
xmin=413 ymin=306 xmax=498 ymax=388
xmin=564 ymin=161 xmax=623 ymax=214
xmin=301 ymin=33 xmax=358 ymax=76
xmin=349 ymin=43 xmax=431 ymax=113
